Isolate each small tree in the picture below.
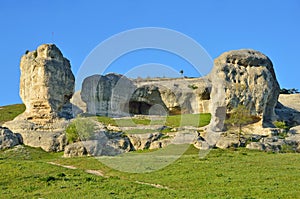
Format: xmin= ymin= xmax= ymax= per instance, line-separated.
xmin=179 ymin=69 xmax=184 ymax=77
xmin=225 ymin=105 xmax=253 ymax=143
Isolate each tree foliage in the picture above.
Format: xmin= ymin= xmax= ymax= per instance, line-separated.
xmin=280 ymin=88 xmax=299 ymax=94
xmin=225 ymin=105 xmax=253 ymax=143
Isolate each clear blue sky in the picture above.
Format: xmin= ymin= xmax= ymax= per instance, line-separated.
xmin=0 ymin=0 xmax=299 ymax=106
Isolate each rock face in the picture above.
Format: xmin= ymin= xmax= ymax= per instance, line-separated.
xmin=18 ymin=44 xmax=74 ymax=124
xmin=4 ymin=44 xmax=75 ymax=152
xmin=81 ymin=73 xmax=135 ymax=117
xmin=129 ymin=85 xmax=168 ymax=115
xmin=0 ymin=127 xmax=21 ymax=150
xmin=276 ymin=94 xmax=300 ymax=126
xmin=208 ymin=49 xmax=280 ymax=131
xmin=64 ymin=131 xmax=132 ymax=157
xmin=134 ymin=77 xmax=211 ymax=114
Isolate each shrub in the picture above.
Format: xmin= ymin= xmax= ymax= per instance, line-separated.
xmin=65 ymin=118 xmax=96 ymax=143
xmin=273 ymin=121 xmax=289 ymax=131
xmin=188 ymin=84 xmax=198 ymax=90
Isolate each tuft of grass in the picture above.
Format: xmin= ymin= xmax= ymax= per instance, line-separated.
xmin=0 ymin=104 xmax=25 ymax=125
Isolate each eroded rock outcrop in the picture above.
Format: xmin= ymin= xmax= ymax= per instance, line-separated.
xmin=134 ymin=78 xmax=211 ymax=114
xmin=4 ymin=44 xmax=75 ymax=151
xmin=0 ymin=127 xmax=21 ymax=150
xmin=276 ymin=94 xmax=300 ymax=126
xmin=18 ymin=44 xmax=74 ymax=123
xmin=208 ymin=49 xmax=280 ymax=131
xmin=129 ymin=85 xmax=168 ymax=115
xmin=81 ymin=73 xmax=135 ymax=117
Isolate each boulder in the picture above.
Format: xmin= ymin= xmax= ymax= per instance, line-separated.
xmin=246 ymin=142 xmax=266 ymax=151
xmin=81 ymin=73 xmax=136 ymax=117
xmin=4 ymin=119 xmax=68 ymax=152
xmin=64 ymin=131 xmax=132 ymax=157
xmin=127 ymin=133 xmax=162 ymax=150
xmin=0 ymin=127 xmax=21 ymax=150
xmin=208 ymin=49 xmax=280 ymax=131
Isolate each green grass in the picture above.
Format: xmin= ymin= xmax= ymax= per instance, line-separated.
xmin=96 ymin=113 xmax=211 ymax=129
xmin=165 ymin=113 xmax=211 ymax=127
xmin=0 ymin=104 xmax=25 ymax=125
xmin=1 ymin=146 xmax=300 ymax=198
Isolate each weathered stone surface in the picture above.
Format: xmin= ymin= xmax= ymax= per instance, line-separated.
xmin=81 ymin=73 xmax=135 ymax=117
xmin=0 ymin=127 xmax=21 ymax=150
xmin=18 ymin=44 xmax=75 ymax=124
xmin=135 ymin=77 xmax=211 ymax=114
xmin=3 ymin=44 xmax=74 ymax=152
xmin=208 ymin=49 xmax=280 ymax=131
xmin=127 ymin=133 xmax=162 ymax=150
xmin=4 ymin=118 xmax=69 ymax=152
xmin=216 ymin=136 xmax=239 ymax=149
xmin=276 ymin=94 xmax=300 ymax=126
xmin=130 ymin=85 xmax=168 ymax=115
xmin=246 ymin=142 xmax=266 ymax=151
xmin=64 ymin=131 xmax=132 ymax=157
xmin=70 ymin=91 xmax=87 ymax=116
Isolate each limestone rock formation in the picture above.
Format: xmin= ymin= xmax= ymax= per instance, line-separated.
xmin=18 ymin=44 xmax=74 ymax=123
xmin=134 ymin=77 xmax=211 ymax=114
xmin=64 ymin=131 xmax=132 ymax=157
xmin=0 ymin=127 xmax=21 ymax=150
xmin=208 ymin=49 xmax=280 ymax=131
xmin=81 ymin=73 xmax=136 ymax=117
xmin=276 ymin=94 xmax=300 ymax=126
xmin=4 ymin=44 xmax=75 ymax=152
xmin=129 ymin=85 xmax=168 ymax=115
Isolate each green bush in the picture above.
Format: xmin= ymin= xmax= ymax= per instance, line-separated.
xmin=188 ymin=84 xmax=198 ymax=90
xmin=65 ymin=118 xmax=96 ymax=143
xmin=273 ymin=121 xmax=289 ymax=131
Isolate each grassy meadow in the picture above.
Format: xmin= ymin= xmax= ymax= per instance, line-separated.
xmin=1 ymin=104 xmax=300 ymax=198
xmin=1 ymin=146 xmax=300 ymax=198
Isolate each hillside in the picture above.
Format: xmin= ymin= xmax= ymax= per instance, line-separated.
xmin=0 ymin=104 xmax=25 ymax=125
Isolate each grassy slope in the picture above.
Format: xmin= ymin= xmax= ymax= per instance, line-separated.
xmin=1 ymin=106 xmax=300 ymax=198
xmin=1 ymin=146 xmax=300 ymax=198
xmin=0 ymin=104 xmax=25 ymax=125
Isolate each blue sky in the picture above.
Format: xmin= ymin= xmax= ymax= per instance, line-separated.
xmin=0 ymin=0 xmax=299 ymax=106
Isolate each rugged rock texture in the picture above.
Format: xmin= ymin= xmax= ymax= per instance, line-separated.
xmin=127 ymin=133 xmax=163 ymax=150
xmin=64 ymin=131 xmax=132 ymax=157
xmin=208 ymin=49 xmax=280 ymax=131
xmin=276 ymin=94 xmax=300 ymax=126
xmin=0 ymin=127 xmax=21 ymax=150
xmin=134 ymin=77 xmax=211 ymax=114
xmin=18 ymin=44 xmax=75 ymax=124
xmin=4 ymin=119 xmax=69 ymax=152
xmin=70 ymin=90 xmax=87 ymax=115
xmin=129 ymin=85 xmax=168 ymax=115
xmin=4 ymin=44 xmax=74 ymax=152
xmin=81 ymin=73 xmax=135 ymax=117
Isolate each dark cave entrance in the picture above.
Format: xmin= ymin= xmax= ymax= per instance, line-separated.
xmin=129 ymin=101 xmax=152 ymax=115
